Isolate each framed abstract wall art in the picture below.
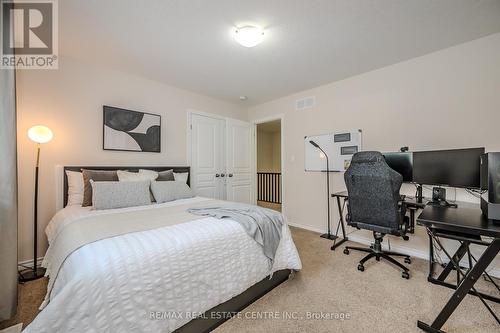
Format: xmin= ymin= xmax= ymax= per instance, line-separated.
xmin=103 ymin=105 xmax=161 ymax=152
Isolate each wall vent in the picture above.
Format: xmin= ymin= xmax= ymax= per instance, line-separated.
xmin=295 ymin=96 xmax=315 ymax=110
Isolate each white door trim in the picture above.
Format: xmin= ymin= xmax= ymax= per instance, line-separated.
xmin=253 ymin=114 xmax=285 ymax=214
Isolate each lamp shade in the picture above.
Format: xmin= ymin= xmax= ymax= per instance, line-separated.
xmin=28 ymin=125 xmax=53 ymax=144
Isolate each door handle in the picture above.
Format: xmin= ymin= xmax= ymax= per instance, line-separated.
xmin=228 ymin=174 xmax=233 ymax=177
xmin=221 ymin=173 xmax=225 ymax=177
xmin=215 ymin=174 xmax=220 ymax=178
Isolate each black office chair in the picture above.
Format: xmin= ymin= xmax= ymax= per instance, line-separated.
xmin=343 ymin=151 xmax=411 ymax=279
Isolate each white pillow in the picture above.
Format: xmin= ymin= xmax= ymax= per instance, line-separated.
xmin=174 ymin=172 xmax=189 ymax=184
xmin=117 ymin=170 xmax=158 ymax=182
xmin=138 ymin=169 xmax=159 ymax=180
xmin=66 ymin=170 xmax=84 ymax=206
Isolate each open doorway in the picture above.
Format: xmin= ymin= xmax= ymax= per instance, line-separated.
xmin=256 ymin=119 xmax=282 ymax=212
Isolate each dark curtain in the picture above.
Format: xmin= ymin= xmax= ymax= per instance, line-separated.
xmin=0 ymin=56 xmax=18 ymax=319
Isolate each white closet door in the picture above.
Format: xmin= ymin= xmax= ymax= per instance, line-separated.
xmin=226 ymin=119 xmax=255 ymax=204
xmin=190 ymin=114 xmax=225 ymax=199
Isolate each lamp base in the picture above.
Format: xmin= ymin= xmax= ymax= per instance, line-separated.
xmin=19 ymin=267 xmax=46 ymax=283
xmin=320 ymin=233 xmax=338 ymax=240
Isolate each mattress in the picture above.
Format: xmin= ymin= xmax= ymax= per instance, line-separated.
xmin=24 ymin=197 xmax=302 ymax=333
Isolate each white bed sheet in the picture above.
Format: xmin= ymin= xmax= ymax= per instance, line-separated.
xmin=24 ymin=197 xmax=302 ymax=333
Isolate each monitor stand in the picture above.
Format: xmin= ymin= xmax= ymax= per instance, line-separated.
xmin=416 ymin=184 xmax=458 ymax=208
xmin=430 ymin=186 xmax=458 ymax=208
xmin=416 ymin=184 xmax=423 ymax=203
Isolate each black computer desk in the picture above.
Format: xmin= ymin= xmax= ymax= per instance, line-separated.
xmin=417 ymin=203 xmax=500 ymax=333
xmin=330 ymin=190 xmax=426 ymax=250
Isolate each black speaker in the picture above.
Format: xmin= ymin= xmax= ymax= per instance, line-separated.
xmin=480 ymin=153 xmax=500 ymax=203
xmin=480 ymin=153 xmax=500 ymax=223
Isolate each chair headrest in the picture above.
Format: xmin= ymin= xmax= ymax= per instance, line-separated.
xmin=350 ymin=151 xmax=384 ymax=164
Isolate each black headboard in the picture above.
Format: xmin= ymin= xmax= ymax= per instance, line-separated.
xmin=63 ymin=166 xmax=190 ymax=207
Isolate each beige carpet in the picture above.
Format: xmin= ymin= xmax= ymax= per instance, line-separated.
xmin=215 ymin=227 xmax=500 ymax=333
xmin=257 ymin=201 xmax=282 ymax=212
xmin=1 ymin=227 xmax=498 ymax=332
xmin=0 ymin=278 xmax=47 ymax=330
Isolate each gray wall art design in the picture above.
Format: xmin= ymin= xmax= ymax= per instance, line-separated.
xmin=103 ymin=106 xmax=161 ymax=152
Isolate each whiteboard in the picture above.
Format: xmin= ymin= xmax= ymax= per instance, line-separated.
xmin=305 ymin=130 xmax=362 ymax=172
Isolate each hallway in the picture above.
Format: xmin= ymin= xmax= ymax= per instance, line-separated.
xmin=256 ymin=120 xmax=282 ymax=212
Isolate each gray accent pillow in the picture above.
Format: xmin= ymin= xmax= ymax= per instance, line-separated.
xmin=90 ymin=180 xmax=151 ymax=210
xmin=150 ymin=181 xmax=194 ymax=203
xmin=82 ymin=169 xmax=118 ymax=207
xmin=157 ymin=169 xmax=175 ymax=181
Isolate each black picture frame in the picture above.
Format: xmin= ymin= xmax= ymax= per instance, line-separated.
xmin=102 ymin=105 xmax=161 ymax=153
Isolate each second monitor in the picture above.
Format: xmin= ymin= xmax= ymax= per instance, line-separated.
xmin=413 ymin=148 xmax=484 ymax=189
xmin=383 ymin=152 xmax=413 ymax=182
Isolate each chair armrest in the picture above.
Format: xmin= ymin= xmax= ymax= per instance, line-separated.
xmin=398 ymin=198 xmax=410 ymax=232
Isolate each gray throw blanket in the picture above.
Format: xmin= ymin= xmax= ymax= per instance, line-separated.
xmin=188 ymin=203 xmax=283 ymax=263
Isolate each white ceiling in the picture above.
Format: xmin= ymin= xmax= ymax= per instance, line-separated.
xmin=59 ymin=0 xmax=500 ymax=105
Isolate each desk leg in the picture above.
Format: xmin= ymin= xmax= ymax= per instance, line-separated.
xmin=331 ymin=197 xmax=348 ymax=251
xmin=418 ymin=239 xmax=500 ymax=332
xmin=338 ymin=197 xmax=347 ymax=240
xmin=428 ymin=230 xmax=435 ymax=281
xmin=436 ymin=241 xmax=469 ymax=282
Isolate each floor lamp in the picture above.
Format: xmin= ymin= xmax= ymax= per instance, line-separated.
xmin=19 ymin=125 xmax=53 ymax=282
xmin=309 ymin=140 xmax=335 ymax=240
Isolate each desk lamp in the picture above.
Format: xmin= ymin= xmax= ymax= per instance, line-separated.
xmin=309 ymin=140 xmax=334 ymax=240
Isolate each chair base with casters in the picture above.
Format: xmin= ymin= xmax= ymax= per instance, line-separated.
xmin=343 ymin=231 xmax=411 ymax=279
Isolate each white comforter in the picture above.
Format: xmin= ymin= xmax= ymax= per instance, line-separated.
xmin=24 ymin=197 xmax=302 ymax=333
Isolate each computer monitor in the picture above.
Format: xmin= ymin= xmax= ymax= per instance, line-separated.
xmin=383 ymin=152 xmax=413 ymax=182
xmin=413 ymin=148 xmax=484 ymax=189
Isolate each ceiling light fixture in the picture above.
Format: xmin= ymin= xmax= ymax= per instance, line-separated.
xmin=234 ymin=26 xmax=265 ymax=47
xmin=239 ymin=96 xmax=248 ymax=101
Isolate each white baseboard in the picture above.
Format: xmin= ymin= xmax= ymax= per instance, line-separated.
xmin=288 ymin=221 xmax=325 ymax=234
xmin=288 ymin=221 xmax=500 ymax=279
xmin=18 ymin=257 xmax=44 ymax=269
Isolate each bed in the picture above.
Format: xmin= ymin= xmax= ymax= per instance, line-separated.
xmin=23 ymin=166 xmax=302 ymax=333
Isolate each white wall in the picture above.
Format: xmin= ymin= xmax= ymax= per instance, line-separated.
xmin=16 ymin=56 xmax=246 ymax=261
xmin=248 ymin=33 xmax=500 ymax=273
xmin=271 ymin=131 xmax=281 ymax=172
